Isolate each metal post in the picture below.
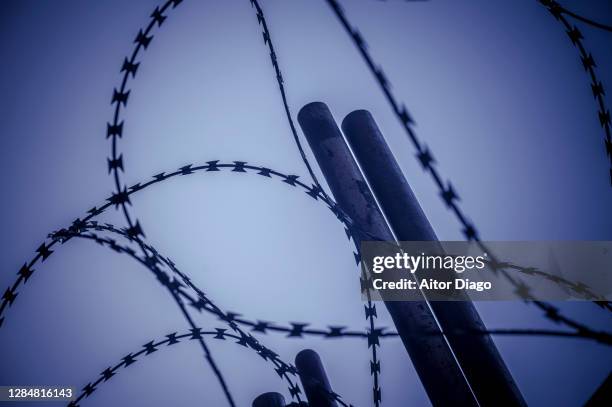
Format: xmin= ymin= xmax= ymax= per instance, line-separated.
xmin=295 ymin=349 xmax=338 ymax=407
xmin=342 ymin=109 xmax=527 ymax=406
xmin=298 ymin=102 xmax=478 ymax=406
xmin=252 ymin=392 xmax=286 ymax=407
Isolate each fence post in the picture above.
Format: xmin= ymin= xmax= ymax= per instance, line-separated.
xmin=252 ymin=392 xmax=286 ymax=407
xmin=297 ymin=101 xmax=478 ymax=406
xmin=342 ymin=109 xmax=526 ymax=406
xmin=295 ymin=349 xmax=338 ymax=407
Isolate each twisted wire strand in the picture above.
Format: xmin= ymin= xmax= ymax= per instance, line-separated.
xmin=323 ymin=0 xmax=611 ymax=341
xmin=100 ymin=2 xmax=241 ymax=403
xmin=107 ymin=0 xmax=183 ymax=236
xmin=51 ymin=225 xmax=238 ymax=406
xmin=543 ymin=0 xmax=612 ymax=33
xmin=60 ymin=224 xmax=599 ymax=407
xmin=52 ymin=220 xmax=612 ymax=344
xmin=51 ymin=229 xmax=306 ymax=405
xmin=67 ymin=326 xmax=354 ymax=407
xmin=539 ymin=0 xmax=612 ymax=184
xmin=3 ymin=161 xmax=610 ymax=341
xmin=248 ymin=0 xmax=330 ymax=203
xmin=103 ymin=1 xmax=610 ymax=401
xmin=2 ymin=0 xmax=608 ymax=405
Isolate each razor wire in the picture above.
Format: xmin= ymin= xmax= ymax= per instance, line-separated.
xmin=0 ymin=160 xmax=608 ymax=344
xmin=539 ymin=0 xmax=612 ymax=184
xmin=101 ymin=0 xmax=610 ymax=401
xmin=50 ymin=228 xmax=307 ymax=406
xmin=2 ymin=164 xmax=611 ymax=407
xmin=246 ymin=0 xmax=386 ymax=400
xmin=53 ymin=223 xmax=608 ymax=406
xmin=66 ymin=325 xmax=598 ymax=406
xmin=101 ymin=2 xmax=242 ymax=404
xmin=324 ymin=0 xmax=611 ymax=336
xmin=101 ymin=0 xmax=384 ymax=398
xmin=51 ymin=224 xmax=239 ymax=406
xmin=67 ymin=326 xmax=352 ymax=407
xmin=17 ymin=220 xmax=609 ymax=344
xmin=51 ymin=208 xmax=612 ymax=345
xmin=2 ymin=0 xmax=611 ymax=405
xmin=247 ymin=1 xmax=612 ymax=400
xmin=542 ymin=0 xmax=612 ymax=33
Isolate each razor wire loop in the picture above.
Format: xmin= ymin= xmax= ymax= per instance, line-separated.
xmin=65 ymin=328 xmax=308 ymax=407
xmin=323 ymin=0 xmax=611 ymax=337
xmin=2 ymin=160 xmax=610 ymax=340
xmin=51 ymin=228 xmax=306 ymax=405
xmin=249 ymin=0 xmax=332 ymax=205
xmin=1 ymin=0 xmax=609 ymax=402
xmin=539 ymin=0 xmax=612 ymax=185
xmin=49 ymin=220 xmax=612 ymax=345
xmin=2 ymin=175 xmax=611 ymax=407
xmin=541 ymin=0 xmax=612 ymax=33
xmin=68 ymin=327 xmax=352 ymax=407
xmin=99 ymin=0 xmax=610 ymax=382
xmin=50 ymin=226 xmax=242 ymax=406
xmin=107 ymin=0 xmax=186 ymax=236
xmin=102 ymin=0 xmax=341 ymax=398
xmin=103 ymin=2 xmax=243 ymax=404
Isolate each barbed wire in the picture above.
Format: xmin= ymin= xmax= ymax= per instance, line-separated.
xmin=101 ymin=1 xmax=610 ymax=402
xmin=49 ymin=228 xmax=307 ymax=405
xmin=99 ymin=0 xmax=360 ymax=398
xmin=53 ymin=223 xmax=608 ymax=407
xmin=247 ymin=0 xmax=386 ymax=399
xmin=106 ymin=0 xmax=183 ymax=238
xmin=50 ymin=226 xmax=239 ymax=406
xmin=3 ymin=161 xmax=610 ymax=340
xmin=539 ymin=0 xmax=612 ymax=184
xmin=542 ymin=0 xmax=612 ymax=33
xmin=3 ymin=0 xmax=611 ymax=405
xmin=67 ymin=325 xmax=355 ymax=407
xmin=323 ymin=0 xmax=611 ymax=348
xmin=47 ymin=220 xmax=612 ymax=345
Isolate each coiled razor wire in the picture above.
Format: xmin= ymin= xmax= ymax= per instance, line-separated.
xmin=102 ymin=1 xmax=241 ymax=404
xmin=51 ymin=224 xmax=608 ymax=406
xmin=542 ymin=0 xmax=612 ymax=33
xmin=4 ymin=161 xmax=610 ymax=342
xmin=540 ymin=0 xmax=612 ymax=184
xmin=66 ymin=327 xmax=353 ymax=407
xmin=67 ymin=325 xmax=596 ymax=407
xmin=1 ymin=0 xmax=611 ymax=405
xmin=101 ymin=0 xmax=611 ymax=402
xmin=325 ymin=0 xmax=610 ymax=332
xmin=47 ymin=230 xmax=310 ymax=407
xmin=103 ymin=0 xmax=382 ymax=400
xmin=2 ymin=161 xmax=608 ymax=328
xmin=3 ymin=160 xmax=612 ymax=407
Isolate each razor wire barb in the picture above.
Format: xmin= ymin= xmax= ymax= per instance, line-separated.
xmin=2 ymin=0 xmax=611 ymax=406
xmin=101 ymin=0 xmax=609 ymax=403
xmin=50 ymin=227 xmax=307 ymax=405
xmin=539 ymin=0 xmax=612 ymax=184
xmin=3 ymin=160 xmax=611 ymax=345
xmin=324 ymin=0 xmax=611 ymax=327
xmin=52 ymin=217 xmax=612 ymax=346
xmin=67 ymin=326 xmax=354 ymax=407
xmin=542 ymin=0 xmax=612 ymax=33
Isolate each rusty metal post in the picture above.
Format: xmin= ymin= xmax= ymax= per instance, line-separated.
xmin=252 ymin=392 xmax=286 ymax=407
xmin=295 ymin=349 xmax=338 ymax=407
xmin=342 ymin=109 xmax=526 ymax=406
xmin=298 ymin=102 xmax=478 ymax=406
